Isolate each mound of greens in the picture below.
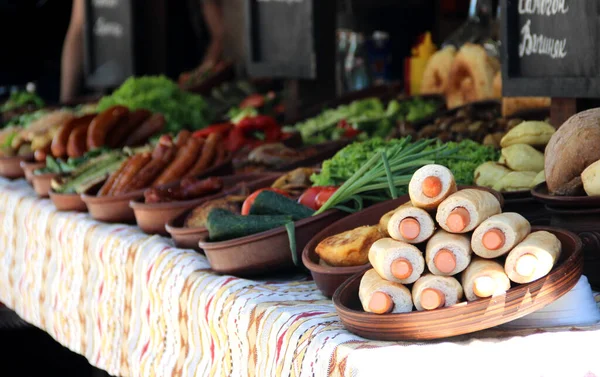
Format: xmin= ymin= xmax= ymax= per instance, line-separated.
xmin=285 ymin=97 xmax=439 ymax=145
xmin=1 ymin=91 xmax=45 ymax=112
xmin=311 ymin=137 xmax=499 ymax=188
xmin=96 ymin=76 xmax=213 ymax=134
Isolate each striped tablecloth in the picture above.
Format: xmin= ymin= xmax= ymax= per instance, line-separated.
xmin=1 ymin=177 xmax=599 ymax=377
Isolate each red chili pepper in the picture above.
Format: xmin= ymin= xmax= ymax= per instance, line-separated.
xmin=192 ymin=123 xmax=233 ymax=138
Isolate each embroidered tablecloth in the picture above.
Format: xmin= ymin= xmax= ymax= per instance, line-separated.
xmin=1 ymin=178 xmax=599 ymax=377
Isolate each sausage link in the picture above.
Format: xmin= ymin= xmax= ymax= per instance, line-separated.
xmin=185 ymin=132 xmax=220 ymax=177
xmin=87 ymin=105 xmax=129 ymax=150
xmin=107 ymin=109 xmax=152 ymax=148
xmin=151 ymin=137 xmax=203 ymax=187
xmin=67 ymin=123 xmax=91 ymax=158
xmin=110 ymin=153 xmax=152 ymax=195
xmin=98 ymin=158 xmax=129 ymax=196
xmin=120 ymin=145 xmax=176 ymax=192
xmin=123 ymin=113 xmax=166 ymax=146
xmin=51 ymin=114 xmax=96 ymax=157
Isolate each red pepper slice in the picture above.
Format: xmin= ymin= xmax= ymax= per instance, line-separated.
xmin=241 ymin=188 xmax=290 ymax=215
xmin=298 ymin=187 xmax=321 ymax=210
xmin=192 ymin=123 xmax=233 ymax=138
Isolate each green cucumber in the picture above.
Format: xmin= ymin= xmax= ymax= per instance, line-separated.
xmin=249 ymin=191 xmax=314 ymax=221
xmin=206 ymin=209 xmax=292 ymax=242
xmin=56 ymin=156 xmax=125 ymax=194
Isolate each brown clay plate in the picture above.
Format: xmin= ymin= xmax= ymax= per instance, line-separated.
xmin=303 ymin=186 xmax=504 ymax=298
xmin=130 ymin=172 xmax=280 ymax=236
xmin=82 ymin=157 xmax=235 ymax=224
xmin=0 ymin=155 xmax=34 ymax=179
xmin=531 ymin=182 xmax=600 ymax=209
xmin=49 ymin=189 xmax=88 ymax=212
xmin=199 ymin=209 xmax=347 ymax=277
xmin=31 ymin=173 xmax=59 ymax=198
xmin=333 ymin=226 xmax=583 ymax=341
xmin=20 ymin=161 xmax=45 ymax=183
xmin=166 ymin=173 xmax=296 ymax=251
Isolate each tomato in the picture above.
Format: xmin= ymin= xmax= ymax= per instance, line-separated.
xmin=299 ymin=186 xmax=338 ymax=210
xmin=298 ymin=187 xmax=321 ymax=210
xmin=241 ymin=187 xmax=290 ymax=215
xmin=315 ymin=186 xmax=338 ymax=209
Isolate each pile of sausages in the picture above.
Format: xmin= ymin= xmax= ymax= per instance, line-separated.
xmin=98 ymin=130 xmax=228 ymax=197
xmin=50 ymin=105 xmax=165 ymax=159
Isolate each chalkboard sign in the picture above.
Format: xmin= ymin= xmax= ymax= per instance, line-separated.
xmin=245 ymin=0 xmax=316 ymax=79
xmin=501 ymin=0 xmax=600 ymax=98
xmin=84 ymin=0 xmax=134 ymax=89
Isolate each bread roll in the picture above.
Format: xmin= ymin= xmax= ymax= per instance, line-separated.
xmin=316 ymin=225 xmax=383 ymax=267
xmin=501 ymin=144 xmax=545 ymax=172
xmin=445 ymin=43 xmax=499 ymax=109
xmin=387 ymin=204 xmax=436 ymax=244
xmin=582 ymin=159 xmax=600 ymax=196
xmin=420 ymin=46 xmax=457 ymax=95
xmin=379 ymin=202 xmax=411 ymax=237
xmin=412 ymin=274 xmax=463 ymax=311
xmin=436 ymin=189 xmax=501 ymax=233
xmin=501 ymin=97 xmax=551 ymax=118
xmin=545 ymin=108 xmax=600 ymax=194
xmin=426 ymin=230 xmax=472 ymax=276
xmin=359 ymin=269 xmax=413 ymax=314
xmin=500 ymin=121 xmax=556 ymax=148
xmin=471 ymin=212 xmax=531 ymax=259
xmin=531 ymin=170 xmax=546 ymax=187
xmin=408 ymin=164 xmax=457 ymax=210
xmin=462 ymin=257 xmax=511 ymax=301
xmin=504 ymin=231 xmax=562 ymax=284
xmin=474 ymin=162 xmax=511 ymax=188
xmin=369 ymin=238 xmax=425 ymax=284
xmin=492 ymin=171 xmax=538 ymax=192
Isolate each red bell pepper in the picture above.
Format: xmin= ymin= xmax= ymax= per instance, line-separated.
xmin=298 ymin=186 xmax=339 ymax=210
xmin=192 ymin=123 xmax=233 ymax=138
xmin=337 ymin=119 xmax=362 ymax=138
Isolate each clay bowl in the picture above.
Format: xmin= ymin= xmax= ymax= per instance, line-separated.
xmin=198 ymin=209 xmax=347 ymax=277
xmin=49 ymin=189 xmax=88 ymax=212
xmin=333 ymin=226 xmax=583 ymax=341
xmin=303 ymin=186 xmax=504 ymax=298
xmin=0 ymin=155 xmax=34 ymax=179
xmin=82 ymin=157 xmax=235 ymax=224
xmin=531 ymin=182 xmax=600 ymax=209
xmin=165 ymin=174 xmax=290 ymax=251
xmin=20 ymin=161 xmax=45 ymax=183
xmin=82 ymin=182 xmax=143 ymax=224
xmin=131 ymin=172 xmax=280 ymax=236
xmin=31 ymin=173 xmax=59 ymax=198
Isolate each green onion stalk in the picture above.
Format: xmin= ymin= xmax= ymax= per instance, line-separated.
xmin=313 ymin=138 xmax=456 ymax=215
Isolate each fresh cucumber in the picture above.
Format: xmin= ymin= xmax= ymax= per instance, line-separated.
xmin=206 ymin=209 xmax=292 ymax=242
xmin=56 ymin=156 xmax=125 ymax=194
xmin=249 ymin=190 xmax=314 ymax=221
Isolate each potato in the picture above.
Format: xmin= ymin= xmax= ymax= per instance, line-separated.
xmin=501 ymin=144 xmax=544 ymax=172
xmin=492 ymin=171 xmax=538 ymax=192
xmin=531 ymin=170 xmax=546 ymax=187
xmin=315 ymin=226 xmax=383 ymax=267
xmin=545 ymin=108 xmax=600 ymax=194
xmin=474 ymin=162 xmax=512 ymax=188
xmin=500 ymin=121 xmax=556 ymax=148
xmin=582 ymin=160 xmax=600 ymax=196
